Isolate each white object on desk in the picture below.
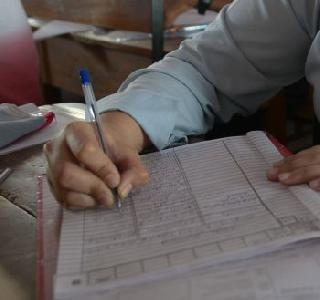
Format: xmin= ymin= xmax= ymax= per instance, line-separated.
xmin=32 ymin=20 xmax=94 ymax=41
xmin=0 ymin=103 xmax=84 ymax=156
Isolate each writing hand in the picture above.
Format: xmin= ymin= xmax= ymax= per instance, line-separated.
xmin=44 ymin=112 xmax=150 ymax=209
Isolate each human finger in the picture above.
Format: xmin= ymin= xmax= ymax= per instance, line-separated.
xmin=268 ymin=154 xmax=320 ymax=180
xmin=309 ymin=178 xmax=320 ymax=191
xmin=117 ymin=154 xmax=149 ymax=200
xmin=277 ymin=165 xmax=320 ymax=186
xmin=64 ymin=122 xmax=120 ymax=188
xmin=54 ymin=161 xmax=115 ymax=207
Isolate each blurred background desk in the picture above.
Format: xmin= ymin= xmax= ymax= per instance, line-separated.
xmin=23 ymin=0 xmax=229 ymax=98
xmin=22 ymin=0 xmax=316 ymax=149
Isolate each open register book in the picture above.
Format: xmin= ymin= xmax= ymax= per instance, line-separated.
xmin=53 ymin=131 xmax=320 ymax=299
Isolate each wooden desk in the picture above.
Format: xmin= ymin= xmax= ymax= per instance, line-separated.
xmin=0 ymin=146 xmax=43 ymax=300
xmin=23 ymin=0 xmax=199 ymax=61
xmin=37 ymin=31 xmax=183 ymax=99
xmin=24 ymin=0 xmax=228 ymax=98
xmin=0 ymin=104 xmax=83 ymax=300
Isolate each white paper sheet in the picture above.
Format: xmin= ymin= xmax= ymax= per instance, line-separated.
xmin=33 ymin=20 xmax=94 ymax=41
xmin=31 ymin=9 xmax=217 ymax=44
xmin=109 ymin=240 xmax=320 ymax=300
xmin=54 ymin=131 xmax=320 ymax=299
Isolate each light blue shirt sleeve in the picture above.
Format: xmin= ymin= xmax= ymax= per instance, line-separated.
xmin=98 ymin=0 xmax=319 ymax=150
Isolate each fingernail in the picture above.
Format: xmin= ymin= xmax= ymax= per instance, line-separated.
xmin=118 ymin=184 xmax=132 ymax=200
xmin=267 ymin=167 xmax=278 ymax=177
xmin=104 ymin=174 xmax=119 ymax=188
xmin=67 ymin=133 xmax=84 ymax=154
xmin=278 ymin=173 xmax=290 ymax=181
xmin=98 ymin=191 xmax=114 ymax=207
xmin=309 ymin=179 xmax=320 ymax=190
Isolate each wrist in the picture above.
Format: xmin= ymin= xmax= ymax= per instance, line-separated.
xmin=101 ymin=111 xmax=150 ymax=152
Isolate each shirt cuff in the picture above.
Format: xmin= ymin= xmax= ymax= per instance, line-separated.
xmin=97 ymin=89 xmax=183 ymax=150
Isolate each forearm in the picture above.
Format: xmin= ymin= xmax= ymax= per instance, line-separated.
xmin=101 ymin=111 xmax=150 ymax=153
xmin=98 ymin=0 xmax=312 ymax=150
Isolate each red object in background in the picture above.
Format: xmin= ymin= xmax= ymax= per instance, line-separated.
xmin=0 ymin=0 xmax=43 ymax=105
xmin=267 ymin=133 xmax=292 ymax=157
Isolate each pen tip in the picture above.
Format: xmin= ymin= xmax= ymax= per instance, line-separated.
xmin=117 ymin=200 xmax=122 ymax=209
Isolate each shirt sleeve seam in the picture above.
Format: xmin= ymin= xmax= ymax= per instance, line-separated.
xmin=287 ymin=0 xmax=314 ymax=41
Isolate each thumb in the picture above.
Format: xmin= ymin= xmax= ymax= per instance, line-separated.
xmin=117 ymin=154 xmax=149 ymax=199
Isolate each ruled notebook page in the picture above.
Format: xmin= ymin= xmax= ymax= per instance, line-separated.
xmin=54 ymin=131 xmax=320 ymax=299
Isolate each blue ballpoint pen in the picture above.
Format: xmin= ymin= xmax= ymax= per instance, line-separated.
xmin=80 ymin=69 xmax=121 ymax=209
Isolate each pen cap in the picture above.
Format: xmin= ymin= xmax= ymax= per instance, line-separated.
xmin=80 ymin=69 xmax=91 ymax=85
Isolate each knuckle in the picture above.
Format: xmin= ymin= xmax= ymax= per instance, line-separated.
xmin=77 ymin=142 xmax=96 ymax=161
xmin=96 ymin=163 xmax=114 ymax=179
